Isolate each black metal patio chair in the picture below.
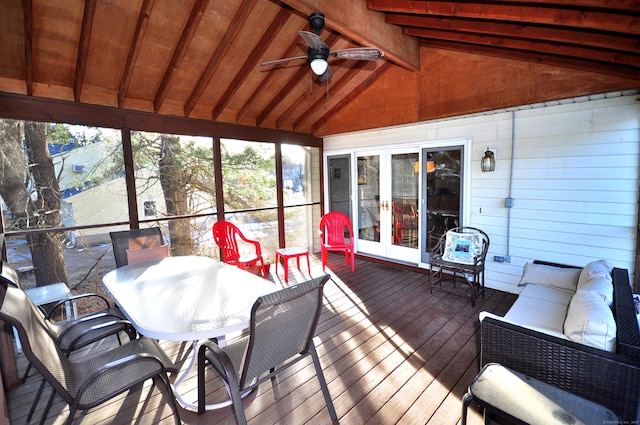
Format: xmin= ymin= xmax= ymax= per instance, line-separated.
xmin=0 ymin=281 xmax=180 ymax=425
xmin=197 ymin=274 xmax=337 ymax=424
xmin=0 ymin=261 xmax=135 ymax=377
xmin=109 ymin=227 xmax=165 ymax=268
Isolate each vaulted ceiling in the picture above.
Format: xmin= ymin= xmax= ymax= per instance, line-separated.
xmin=0 ymin=0 xmax=638 ymax=137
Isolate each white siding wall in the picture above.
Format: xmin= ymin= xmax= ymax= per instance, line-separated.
xmin=324 ymin=94 xmax=640 ymax=293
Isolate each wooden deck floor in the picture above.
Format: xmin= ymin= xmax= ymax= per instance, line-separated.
xmin=6 ymin=254 xmax=516 ymax=425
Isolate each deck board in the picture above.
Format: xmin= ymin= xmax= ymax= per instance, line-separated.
xmin=7 ymin=254 xmax=516 ymax=424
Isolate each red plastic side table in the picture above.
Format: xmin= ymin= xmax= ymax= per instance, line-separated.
xmin=275 ymin=247 xmax=311 ymax=282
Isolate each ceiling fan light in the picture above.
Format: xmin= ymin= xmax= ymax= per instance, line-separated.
xmin=310 ymin=58 xmax=328 ymax=75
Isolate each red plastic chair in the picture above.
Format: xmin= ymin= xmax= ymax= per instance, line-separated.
xmin=212 ymin=221 xmax=267 ymax=278
xmin=319 ymin=212 xmax=355 ymax=272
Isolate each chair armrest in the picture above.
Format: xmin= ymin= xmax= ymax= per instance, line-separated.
xmin=481 ymin=316 xmax=640 ymax=422
xmin=612 ymin=268 xmax=640 ymax=359
xmin=56 ymin=316 xmax=136 ymax=354
xmin=235 ymin=233 xmax=262 ymax=256
xmin=198 ymin=341 xmax=239 ymax=385
xmin=198 ymin=340 xmax=243 ymax=415
xmin=75 ymin=351 xmax=173 ymax=409
xmin=46 ymin=293 xmax=113 ymax=319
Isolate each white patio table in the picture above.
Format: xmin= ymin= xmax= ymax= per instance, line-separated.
xmin=102 ymin=255 xmax=277 ymax=411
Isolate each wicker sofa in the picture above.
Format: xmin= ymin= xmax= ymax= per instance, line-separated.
xmin=480 ymin=262 xmax=640 ymax=422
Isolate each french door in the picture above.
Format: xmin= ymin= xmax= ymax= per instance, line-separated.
xmin=356 ymin=148 xmax=421 ymax=263
xmin=326 ymin=143 xmax=465 ymax=266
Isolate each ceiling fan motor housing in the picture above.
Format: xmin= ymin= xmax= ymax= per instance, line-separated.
xmin=309 ymin=11 xmax=325 ymax=34
xmin=308 ymin=46 xmax=330 ymax=62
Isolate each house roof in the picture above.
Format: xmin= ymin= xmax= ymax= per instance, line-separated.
xmin=0 ymin=0 xmax=638 ymax=137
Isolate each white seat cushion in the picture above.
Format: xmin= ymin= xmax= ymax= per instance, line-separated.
xmin=505 ymin=295 xmax=568 ymax=334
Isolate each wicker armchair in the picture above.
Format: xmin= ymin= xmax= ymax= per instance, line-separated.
xmin=0 ymin=282 xmax=180 ymax=425
xmin=197 ymin=274 xmax=337 ymax=423
xmin=428 ymin=226 xmax=490 ymax=307
xmin=109 ymin=227 xmax=164 ymax=268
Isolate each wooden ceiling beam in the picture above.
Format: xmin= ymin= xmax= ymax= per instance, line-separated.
xmin=119 ymin=0 xmax=156 ymax=108
xmin=422 ymin=39 xmax=640 ymax=80
xmin=311 ymin=61 xmax=392 ymax=134
xmin=22 ymin=0 xmax=33 ymax=96
xmin=367 ymin=0 xmax=640 ymax=35
xmin=471 ymin=0 xmax=640 ymax=13
xmin=278 ymin=0 xmax=420 ymax=70
xmin=153 ymin=0 xmax=209 ymax=113
xmin=236 ymin=24 xmax=307 ymax=122
xmin=387 ymin=14 xmax=640 ymax=54
xmin=292 ymin=60 xmax=369 ymax=130
xmin=74 ymin=0 xmax=97 ymax=102
xmin=410 ymin=28 xmax=640 ymax=69
xmin=212 ymin=7 xmax=292 ymax=120
xmin=184 ymin=0 xmax=257 ymax=117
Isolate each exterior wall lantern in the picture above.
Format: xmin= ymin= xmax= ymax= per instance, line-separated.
xmin=481 ymin=147 xmax=496 ymax=172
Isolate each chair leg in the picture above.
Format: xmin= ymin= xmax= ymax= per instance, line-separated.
xmin=40 ymin=386 xmax=57 ymax=425
xmin=156 ymin=373 xmax=182 ymax=425
xmin=27 ymin=377 xmax=46 ymax=422
xmin=21 ymin=362 xmax=32 ymax=383
xmin=229 ymin=382 xmax=248 ymax=425
xmin=322 ymin=249 xmax=327 ymax=271
xmin=310 ymin=344 xmax=338 ymax=422
xmin=461 ymin=391 xmax=474 ymax=425
xmin=350 ymin=249 xmax=355 ymax=272
xmin=197 ymin=347 xmax=207 ymax=416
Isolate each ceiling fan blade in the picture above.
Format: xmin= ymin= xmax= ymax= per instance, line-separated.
xmin=331 ymin=48 xmax=384 ymax=61
xmin=261 ymin=55 xmax=308 ymax=67
xmin=299 ymin=31 xmax=325 ymax=51
xmin=318 ymin=65 xmax=333 ymax=82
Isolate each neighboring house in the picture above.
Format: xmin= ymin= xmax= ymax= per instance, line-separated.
xmin=324 ymin=92 xmax=639 ymax=294
xmin=51 ymin=142 xmax=166 ymax=238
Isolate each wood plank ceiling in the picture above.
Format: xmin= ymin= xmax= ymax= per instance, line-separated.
xmin=0 ymin=0 xmax=637 ymax=137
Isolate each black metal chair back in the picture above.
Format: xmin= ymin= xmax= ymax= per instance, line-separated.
xmin=197 ymin=274 xmax=337 ymax=424
xmin=109 ymin=227 xmax=164 ymax=268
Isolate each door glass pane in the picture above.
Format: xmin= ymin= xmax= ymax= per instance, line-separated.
xmin=425 ymin=149 xmax=462 ymax=252
xmin=328 ymin=155 xmax=351 ymax=217
xmin=357 ymin=155 xmax=380 ymax=242
xmin=391 ymin=153 xmax=419 ymax=248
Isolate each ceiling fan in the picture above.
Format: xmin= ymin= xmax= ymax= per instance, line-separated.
xmin=261 ymin=12 xmax=384 ymax=82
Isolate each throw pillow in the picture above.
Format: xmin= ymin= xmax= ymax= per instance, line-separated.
xmin=577 ymin=259 xmax=613 ymax=287
xmin=577 ymin=276 xmax=614 ymax=307
xmin=441 ymin=230 xmax=483 ymax=265
xmin=518 ymin=262 xmax=581 ymax=291
xmin=564 ymin=290 xmax=617 ymax=352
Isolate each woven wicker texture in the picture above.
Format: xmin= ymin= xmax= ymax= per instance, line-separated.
xmin=481 ymin=316 xmax=640 ymax=422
